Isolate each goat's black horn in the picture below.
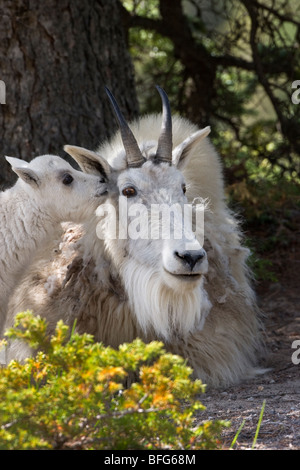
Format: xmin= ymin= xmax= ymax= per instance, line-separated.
xmin=154 ymin=86 xmax=173 ymax=164
xmin=105 ymin=87 xmax=145 ymax=168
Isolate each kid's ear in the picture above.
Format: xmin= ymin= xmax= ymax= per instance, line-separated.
xmin=5 ymin=156 xmax=40 ymax=187
xmin=64 ymin=145 xmax=111 ymax=181
xmin=172 ymin=126 xmax=211 ymax=169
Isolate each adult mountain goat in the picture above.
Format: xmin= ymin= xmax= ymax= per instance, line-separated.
xmin=4 ymin=87 xmax=263 ymax=387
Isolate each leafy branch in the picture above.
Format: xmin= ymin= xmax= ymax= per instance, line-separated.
xmin=0 ymin=311 xmax=227 ymax=450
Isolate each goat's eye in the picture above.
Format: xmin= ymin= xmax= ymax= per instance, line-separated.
xmin=62 ymin=173 xmax=74 ymax=185
xmin=122 ymin=186 xmax=137 ymax=197
xmin=182 ymin=183 xmax=187 ymax=194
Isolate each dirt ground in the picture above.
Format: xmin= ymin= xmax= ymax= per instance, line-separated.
xmin=199 ymin=221 xmax=300 ymax=450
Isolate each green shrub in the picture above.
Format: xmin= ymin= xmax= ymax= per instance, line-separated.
xmin=0 ymin=311 xmax=227 ymax=450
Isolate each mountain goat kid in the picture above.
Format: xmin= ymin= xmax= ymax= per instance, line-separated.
xmin=4 ymin=87 xmax=264 ymax=387
xmin=0 ymin=154 xmax=107 ymax=342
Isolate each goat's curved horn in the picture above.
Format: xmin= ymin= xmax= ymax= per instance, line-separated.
xmin=105 ymin=87 xmax=145 ymax=168
xmin=154 ymin=86 xmax=173 ymax=164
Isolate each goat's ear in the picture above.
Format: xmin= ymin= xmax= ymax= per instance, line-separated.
xmin=64 ymin=145 xmax=111 ymax=180
xmin=172 ymin=126 xmax=211 ymax=169
xmin=5 ymin=156 xmax=40 ymax=187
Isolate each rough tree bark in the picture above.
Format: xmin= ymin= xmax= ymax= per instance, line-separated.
xmin=0 ymin=0 xmax=138 ymax=188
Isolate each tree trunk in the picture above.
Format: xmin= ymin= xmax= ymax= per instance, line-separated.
xmin=0 ymin=0 xmax=138 ymax=189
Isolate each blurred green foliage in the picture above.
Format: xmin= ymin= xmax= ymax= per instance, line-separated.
xmin=0 ymin=312 xmax=227 ymax=450
xmin=122 ymin=0 xmax=300 ymax=179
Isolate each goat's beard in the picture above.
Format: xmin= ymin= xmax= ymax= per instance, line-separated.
xmin=121 ymin=259 xmax=212 ymax=342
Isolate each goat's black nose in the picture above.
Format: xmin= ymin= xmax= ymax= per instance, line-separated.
xmin=174 ymin=249 xmax=206 ymax=271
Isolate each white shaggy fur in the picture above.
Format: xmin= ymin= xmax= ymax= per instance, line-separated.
xmin=0 ymin=154 xmax=106 ymax=342
xmin=3 ymin=114 xmax=264 ymax=387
